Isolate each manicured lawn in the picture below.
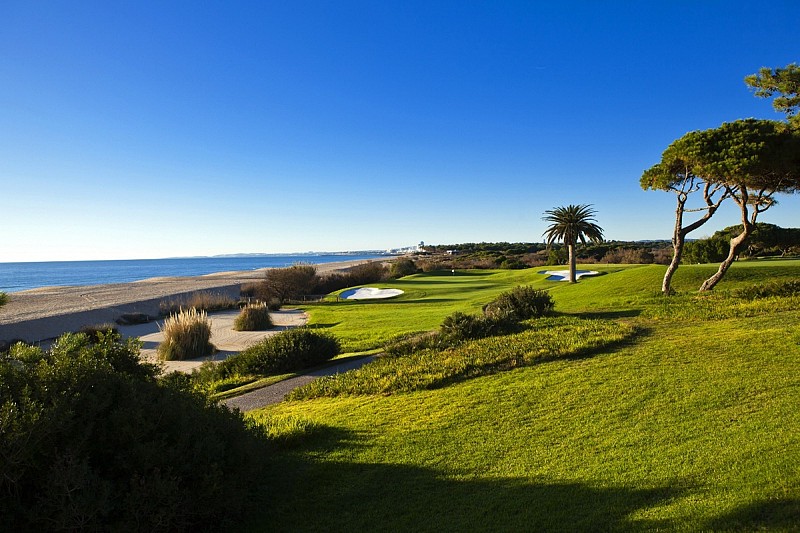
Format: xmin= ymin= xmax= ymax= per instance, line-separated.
xmin=245 ymin=261 xmax=800 ymax=531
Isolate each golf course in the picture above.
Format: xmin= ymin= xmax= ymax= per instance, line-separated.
xmin=241 ymin=260 xmax=800 ymax=531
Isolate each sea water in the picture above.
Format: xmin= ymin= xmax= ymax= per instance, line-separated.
xmin=0 ymin=253 xmax=388 ymax=293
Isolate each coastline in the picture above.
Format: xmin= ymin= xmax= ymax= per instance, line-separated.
xmin=0 ymin=258 xmax=385 ymax=343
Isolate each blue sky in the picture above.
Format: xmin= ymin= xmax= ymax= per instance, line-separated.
xmin=1 ymin=1 xmax=798 ymax=262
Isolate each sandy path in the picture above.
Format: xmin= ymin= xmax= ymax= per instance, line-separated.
xmin=222 ymin=355 xmax=375 ymax=412
xmin=119 ymin=308 xmax=309 ymax=373
xmin=0 ymin=258 xmax=381 ymax=342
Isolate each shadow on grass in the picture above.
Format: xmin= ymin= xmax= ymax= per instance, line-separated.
xmin=248 ymin=425 xmax=684 ymax=531
xmin=574 ymin=309 xmax=642 ymax=320
xmin=307 ymin=322 xmax=341 ymax=329
xmin=703 ymin=498 xmax=800 ymax=531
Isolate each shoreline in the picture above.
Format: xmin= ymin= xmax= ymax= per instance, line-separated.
xmin=0 ymin=258 xmax=388 ymax=343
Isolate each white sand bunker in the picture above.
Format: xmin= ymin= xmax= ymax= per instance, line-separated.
xmin=340 ymin=287 xmax=404 ymax=300
xmin=539 ymin=270 xmax=600 ymax=282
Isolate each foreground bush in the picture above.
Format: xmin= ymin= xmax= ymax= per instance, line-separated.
xmin=218 ymin=329 xmax=340 ymax=377
xmin=234 ymin=303 xmax=273 ymax=331
xmin=291 ymin=317 xmax=635 ymax=398
xmin=0 ymin=332 xmax=272 ymax=531
xmin=158 ymin=308 xmax=215 ymax=361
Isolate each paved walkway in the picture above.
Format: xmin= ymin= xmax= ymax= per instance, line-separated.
xmin=222 ymin=355 xmax=375 ymax=412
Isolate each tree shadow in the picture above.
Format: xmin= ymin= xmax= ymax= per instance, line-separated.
xmin=249 ymin=425 xmax=686 ymax=532
xmin=702 ymin=498 xmax=800 ymax=531
xmin=573 ymin=309 xmax=642 ymax=319
xmin=307 ymin=322 xmax=341 ymax=329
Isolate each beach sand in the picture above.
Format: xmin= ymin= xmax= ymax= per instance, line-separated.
xmin=0 ymin=258 xmax=381 ymax=343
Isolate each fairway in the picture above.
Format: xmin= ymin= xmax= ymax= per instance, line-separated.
xmin=245 ymin=261 xmax=800 ymax=531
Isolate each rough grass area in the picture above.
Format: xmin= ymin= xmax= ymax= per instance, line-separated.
xmin=244 ymin=260 xmax=800 ymax=531
xmin=289 ymin=317 xmax=633 ymax=399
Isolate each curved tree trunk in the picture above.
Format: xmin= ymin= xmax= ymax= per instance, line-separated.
xmin=699 ymin=190 xmax=754 ymax=292
xmin=698 ymin=228 xmax=751 ymax=291
xmin=662 ymin=182 xmax=727 ymax=295
xmin=663 ymin=234 xmax=684 ymax=294
xmin=568 ymin=243 xmax=576 ymax=283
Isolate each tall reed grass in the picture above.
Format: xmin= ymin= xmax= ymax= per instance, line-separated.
xmin=159 ymin=291 xmax=237 ymax=316
xmin=157 ymin=308 xmax=215 ymax=361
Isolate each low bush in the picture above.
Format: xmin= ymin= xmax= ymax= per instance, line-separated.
xmin=483 ymin=285 xmax=554 ymax=321
xmin=158 ymin=308 xmax=215 ymax=361
xmin=159 ymin=291 xmax=238 ymax=316
xmin=733 ymin=279 xmax=800 ymax=299
xmin=234 ymin=303 xmax=273 ymax=331
xmin=440 ymin=311 xmax=504 ymax=343
xmin=78 ymin=323 xmax=119 ymax=342
xmin=0 ymin=332 xmax=273 ymax=531
xmin=115 ymin=312 xmax=152 ymax=325
xmin=384 ymin=331 xmax=444 ymax=357
xmin=0 ymin=291 xmax=7 ymax=308
xmin=218 ymin=329 xmax=340 ymax=377
xmin=389 ymin=258 xmax=420 ymax=278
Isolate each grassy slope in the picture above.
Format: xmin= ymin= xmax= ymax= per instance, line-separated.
xmin=247 ymin=261 xmax=800 ymax=531
xmin=301 ymin=265 xmax=638 ymax=352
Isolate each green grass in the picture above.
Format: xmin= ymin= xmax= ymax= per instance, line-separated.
xmin=301 ymin=266 xmax=638 ymax=352
xmin=241 ymin=261 xmax=800 ymax=531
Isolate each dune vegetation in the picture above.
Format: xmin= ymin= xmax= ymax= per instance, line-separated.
xmin=241 ymin=260 xmax=800 ymax=531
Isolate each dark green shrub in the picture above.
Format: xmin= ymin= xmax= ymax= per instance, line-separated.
xmin=0 ymin=332 xmax=272 ymax=531
xmin=733 ymin=279 xmax=800 ymax=299
xmin=440 ymin=312 xmax=503 ymax=342
xmin=389 ymin=258 xmax=419 ymax=278
xmin=78 ymin=323 xmax=119 ymax=342
xmin=115 ymin=312 xmax=153 ymax=325
xmin=0 ymin=291 xmax=7 ymax=308
xmin=219 ymin=329 xmax=340 ymax=377
xmin=234 ymin=303 xmax=273 ymax=331
xmin=384 ymin=331 xmax=443 ymax=356
xmin=483 ymin=286 xmax=554 ymax=321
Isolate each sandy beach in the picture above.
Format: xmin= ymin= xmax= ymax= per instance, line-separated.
xmin=0 ymin=258 xmax=381 ymax=343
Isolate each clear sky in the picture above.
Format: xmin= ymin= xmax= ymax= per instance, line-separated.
xmin=1 ymin=1 xmax=798 ymax=262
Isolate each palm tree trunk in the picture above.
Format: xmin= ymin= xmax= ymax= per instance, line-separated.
xmin=568 ymin=243 xmax=576 ymax=283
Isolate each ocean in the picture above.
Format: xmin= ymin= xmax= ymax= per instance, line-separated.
xmin=0 ymin=253 xmax=389 ymax=293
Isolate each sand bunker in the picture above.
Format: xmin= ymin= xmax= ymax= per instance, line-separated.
xmin=340 ymin=287 xmax=404 ymax=300
xmin=539 ymin=270 xmax=600 ymax=282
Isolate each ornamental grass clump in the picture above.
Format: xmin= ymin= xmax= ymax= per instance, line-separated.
xmin=234 ymin=303 xmax=273 ymax=331
xmin=158 ymin=308 xmax=214 ymax=361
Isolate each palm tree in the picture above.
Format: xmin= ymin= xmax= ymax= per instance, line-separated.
xmin=542 ymin=204 xmax=604 ymax=283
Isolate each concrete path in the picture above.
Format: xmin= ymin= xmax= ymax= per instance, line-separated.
xmin=222 ymin=355 xmax=375 ymax=412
